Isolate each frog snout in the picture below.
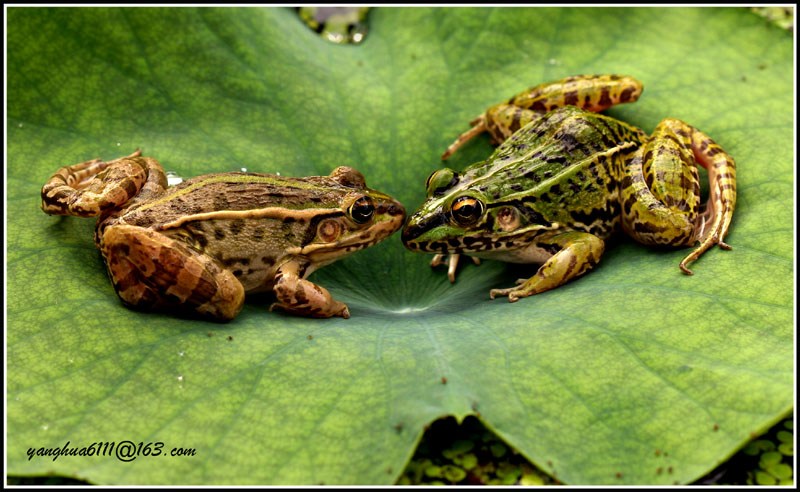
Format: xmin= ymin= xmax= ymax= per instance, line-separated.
xmin=400 ymin=211 xmax=429 ymax=248
xmin=400 ymin=213 xmax=417 ymax=245
xmin=380 ymin=198 xmax=407 ymax=232
xmin=387 ymin=201 xmax=406 ymax=221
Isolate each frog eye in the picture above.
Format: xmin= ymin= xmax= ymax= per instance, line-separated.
xmin=348 ymin=196 xmax=375 ymax=224
xmin=425 ymin=168 xmax=458 ymax=197
xmin=450 ymin=196 xmax=485 ymax=226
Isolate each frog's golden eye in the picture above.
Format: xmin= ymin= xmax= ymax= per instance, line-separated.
xmin=425 ymin=168 xmax=458 ymax=197
xmin=451 ymin=196 xmax=485 ymax=226
xmin=348 ymin=196 xmax=375 ymax=224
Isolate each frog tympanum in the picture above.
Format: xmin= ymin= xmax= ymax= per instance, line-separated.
xmin=402 ymin=75 xmax=736 ymax=302
xmin=41 ymin=150 xmax=406 ymax=320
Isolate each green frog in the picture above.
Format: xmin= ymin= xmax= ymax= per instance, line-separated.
xmin=41 ymin=150 xmax=406 ymax=320
xmin=402 ymin=75 xmax=736 ymax=302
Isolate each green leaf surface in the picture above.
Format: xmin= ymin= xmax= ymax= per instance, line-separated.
xmin=6 ymin=6 xmax=793 ymax=485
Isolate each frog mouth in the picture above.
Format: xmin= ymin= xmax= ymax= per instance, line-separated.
xmin=403 ymin=216 xmax=557 ymax=254
xmin=401 ymin=211 xmax=449 ymax=246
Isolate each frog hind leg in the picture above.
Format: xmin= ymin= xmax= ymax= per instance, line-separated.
xmin=270 ymin=260 xmax=350 ymax=318
xmin=619 ymin=118 xmax=736 ymax=274
xmin=41 ymin=149 xmax=166 ymax=218
xmin=442 ymin=104 xmax=546 ymax=160
xmin=442 ymin=75 xmax=643 ymax=160
xmin=102 ymin=224 xmax=245 ymax=321
xmin=678 ymin=122 xmax=736 ymax=273
xmin=489 ymin=231 xmax=605 ymax=302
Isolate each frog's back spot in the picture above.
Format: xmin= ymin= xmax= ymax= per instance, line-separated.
xmin=619 ymin=87 xmax=635 ymax=102
xmin=214 ymin=229 xmax=225 ymax=240
xmin=599 ymin=88 xmax=612 ymax=107
xmin=230 ymin=219 xmax=245 ymax=235
xmin=564 ymin=90 xmax=578 ymax=106
xmin=524 ymin=170 xmax=541 ymax=182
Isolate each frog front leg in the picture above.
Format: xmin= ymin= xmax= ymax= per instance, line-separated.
xmin=270 ymin=260 xmax=350 ymax=319
xmin=489 ymin=231 xmax=605 ymax=302
xmin=442 ymin=74 xmax=643 ymax=159
xmin=619 ymin=119 xmax=736 ymax=274
xmin=103 ymin=224 xmax=245 ymax=321
xmin=430 ymin=254 xmax=481 ymax=283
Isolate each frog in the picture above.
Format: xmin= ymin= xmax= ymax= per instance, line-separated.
xmin=41 ymin=150 xmax=406 ymax=320
xmin=402 ymin=74 xmax=736 ymax=302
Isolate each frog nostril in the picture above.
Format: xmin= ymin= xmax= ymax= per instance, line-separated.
xmin=387 ymin=204 xmax=405 ymax=217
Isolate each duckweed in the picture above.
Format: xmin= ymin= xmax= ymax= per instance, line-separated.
xmin=399 ymin=415 xmax=794 ymax=485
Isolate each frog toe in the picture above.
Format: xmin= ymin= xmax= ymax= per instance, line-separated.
xmin=430 ymin=254 xmax=446 ymax=267
xmin=489 ymin=287 xmax=512 ymax=300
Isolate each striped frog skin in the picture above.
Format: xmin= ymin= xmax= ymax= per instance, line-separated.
xmin=41 ymin=150 xmax=406 ymax=320
xmin=402 ymin=75 xmax=736 ymax=302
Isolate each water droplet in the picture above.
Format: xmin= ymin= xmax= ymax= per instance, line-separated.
xmin=548 ymin=58 xmax=559 ymax=65
xmin=324 ymin=31 xmax=345 ymax=43
xmin=297 ymin=7 xmax=370 ymax=44
xmin=116 ymin=142 xmax=121 ymax=146
xmin=42 ymin=424 xmax=49 ymax=431
xmin=178 ymin=351 xmax=184 ymax=357
xmin=177 ymin=375 xmax=184 ymax=382
xmin=68 ymin=358 xmax=74 ymax=363
xmin=166 ymin=171 xmax=184 ymax=187
xmin=18 ymin=123 xmax=23 ymax=128
xmin=240 ymin=167 xmax=248 ymax=172
xmin=276 ymin=171 xmax=281 ymax=176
